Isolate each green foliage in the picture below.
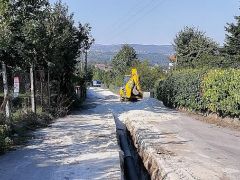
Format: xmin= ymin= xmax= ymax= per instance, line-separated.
xmin=92 ymin=68 xmax=105 ymax=82
xmin=0 ymin=113 xmax=11 ymax=154
xmin=135 ymin=61 xmax=164 ymax=91
xmin=174 ymin=26 xmax=219 ymax=68
xmin=0 ymin=0 xmax=93 ymax=95
xmin=155 ymin=69 xmax=240 ymax=118
xmin=112 ymin=44 xmax=138 ymax=76
xmin=196 ymin=53 xmax=233 ymax=68
xmin=0 ymin=0 xmax=94 ymax=153
xmin=223 ymin=9 xmax=240 ymax=67
xmin=156 ymin=69 xmax=205 ymax=110
xmin=96 ymin=45 xmax=166 ymax=90
xmin=225 ymin=14 xmax=240 ymax=56
xmin=12 ymin=111 xmax=53 ymax=132
xmin=202 ymin=69 xmax=240 ymax=116
xmin=0 ymin=124 xmax=11 ymax=154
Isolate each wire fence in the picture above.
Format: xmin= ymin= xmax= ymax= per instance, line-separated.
xmin=0 ymin=67 xmax=86 ymax=118
xmin=0 ymin=69 xmax=47 ymax=114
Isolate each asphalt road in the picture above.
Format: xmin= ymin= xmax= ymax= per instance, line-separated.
xmin=0 ymin=87 xmax=239 ymax=180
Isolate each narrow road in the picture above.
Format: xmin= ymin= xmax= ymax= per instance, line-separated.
xmin=0 ymin=88 xmax=122 ymax=180
xmin=0 ymin=87 xmax=240 ymax=180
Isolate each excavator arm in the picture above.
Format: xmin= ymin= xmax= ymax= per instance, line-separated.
xmin=120 ymin=68 xmax=143 ymax=101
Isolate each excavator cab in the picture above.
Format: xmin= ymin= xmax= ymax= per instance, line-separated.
xmin=119 ymin=68 xmax=143 ymax=101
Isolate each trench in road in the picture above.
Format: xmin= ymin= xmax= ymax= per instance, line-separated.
xmin=113 ymin=114 xmax=151 ymax=180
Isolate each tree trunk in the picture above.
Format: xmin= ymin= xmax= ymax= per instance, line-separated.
xmin=47 ymin=69 xmax=51 ymax=107
xmin=1 ymin=61 xmax=10 ymax=119
xmin=40 ymin=79 xmax=43 ymax=111
xmin=30 ymin=64 xmax=36 ymax=113
xmin=85 ymin=50 xmax=88 ymax=74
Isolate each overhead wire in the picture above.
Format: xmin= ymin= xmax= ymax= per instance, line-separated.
xmin=108 ymin=0 xmax=147 ymax=33
xmin=105 ymin=0 xmax=159 ymax=42
xmin=107 ymin=0 xmax=167 ymax=42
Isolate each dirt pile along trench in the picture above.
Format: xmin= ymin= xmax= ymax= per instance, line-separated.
xmin=97 ymin=87 xmax=240 ymax=180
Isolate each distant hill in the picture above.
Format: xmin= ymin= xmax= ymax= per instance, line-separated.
xmin=88 ymin=44 xmax=175 ymax=67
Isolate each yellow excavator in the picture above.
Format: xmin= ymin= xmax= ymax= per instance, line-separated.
xmin=119 ymin=68 xmax=143 ymax=101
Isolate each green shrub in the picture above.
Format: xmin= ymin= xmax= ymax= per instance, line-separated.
xmin=202 ymin=69 xmax=240 ymax=117
xmin=156 ymin=69 xmax=206 ymax=110
xmin=155 ymin=68 xmax=240 ymax=118
xmin=0 ymin=124 xmax=12 ymax=154
xmin=12 ymin=111 xmax=53 ymax=134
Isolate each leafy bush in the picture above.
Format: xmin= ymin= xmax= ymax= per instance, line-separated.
xmin=135 ymin=61 xmax=165 ymax=91
xmin=0 ymin=110 xmax=53 ymax=154
xmin=155 ymin=68 xmax=240 ymax=118
xmin=0 ymin=125 xmax=11 ymax=153
xmin=202 ymin=69 xmax=240 ymax=117
xmin=155 ymin=69 xmax=206 ymax=110
xmin=12 ymin=111 xmax=53 ymax=134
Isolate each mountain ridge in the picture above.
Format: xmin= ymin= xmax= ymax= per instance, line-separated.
xmin=88 ymin=44 xmax=175 ymax=67
xmin=90 ymin=44 xmax=174 ymax=54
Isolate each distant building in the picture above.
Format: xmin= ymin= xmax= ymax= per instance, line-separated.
xmin=169 ymin=55 xmax=177 ymax=62
xmin=94 ymin=64 xmax=112 ymax=72
xmin=168 ymin=54 xmax=177 ymax=69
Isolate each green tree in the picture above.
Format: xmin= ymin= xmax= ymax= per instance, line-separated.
xmin=44 ymin=2 xmax=93 ymax=97
xmin=135 ymin=61 xmax=164 ymax=91
xmin=0 ymin=0 xmax=21 ymax=67
xmin=112 ymin=44 xmax=138 ymax=76
xmin=92 ymin=68 xmax=104 ymax=81
xmin=224 ymin=10 xmax=240 ymax=67
xmin=0 ymin=0 xmax=94 ymax=112
xmin=174 ymin=26 xmax=218 ymax=68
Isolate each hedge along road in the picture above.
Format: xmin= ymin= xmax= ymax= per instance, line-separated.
xmin=0 ymin=87 xmax=240 ymax=179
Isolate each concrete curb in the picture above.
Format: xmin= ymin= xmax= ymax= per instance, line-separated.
xmin=124 ymin=119 xmax=194 ymax=180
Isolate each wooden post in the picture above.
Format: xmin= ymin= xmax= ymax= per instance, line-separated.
xmin=1 ymin=61 xmax=10 ymax=119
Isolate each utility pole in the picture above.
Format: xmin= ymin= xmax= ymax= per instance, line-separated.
xmin=84 ymin=49 xmax=88 ymax=99
xmin=1 ymin=61 xmax=10 ymax=119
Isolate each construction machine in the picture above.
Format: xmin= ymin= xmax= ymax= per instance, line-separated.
xmin=119 ymin=68 xmax=143 ymax=101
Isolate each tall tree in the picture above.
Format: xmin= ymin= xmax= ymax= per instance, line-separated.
xmin=225 ymin=13 xmax=240 ymax=55
xmin=112 ymin=44 xmax=138 ymax=76
xmin=174 ymin=26 xmax=218 ymax=68
xmin=45 ymin=1 xmax=93 ymax=97
xmin=14 ymin=0 xmax=49 ymax=113
xmin=0 ymin=0 xmax=12 ymax=118
xmin=0 ymin=0 xmax=94 ymax=114
xmin=224 ymin=10 xmax=240 ymax=67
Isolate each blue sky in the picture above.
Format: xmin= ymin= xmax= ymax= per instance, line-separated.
xmin=49 ymin=0 xmax=239 ymax=45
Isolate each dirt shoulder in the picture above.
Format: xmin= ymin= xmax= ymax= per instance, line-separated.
xmin=179 ymin=109 xmax=240 ymax=131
